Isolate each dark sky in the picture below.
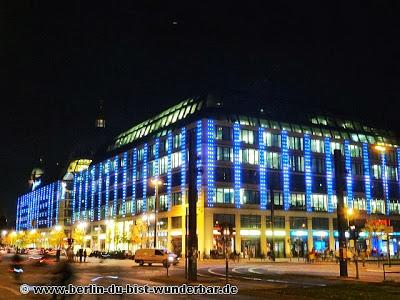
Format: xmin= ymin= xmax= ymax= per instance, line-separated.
xmin=1 ymin=2 xmax=400 ymax=224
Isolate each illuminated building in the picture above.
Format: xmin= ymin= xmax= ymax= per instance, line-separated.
xmin=16 ymin=97 xmax=400 ymax=257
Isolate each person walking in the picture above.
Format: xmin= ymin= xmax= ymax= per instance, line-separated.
xmin=79 ymin=248 xmax=83 ymax=263
xmin=83 ymin=249 xmax=87 ymax=263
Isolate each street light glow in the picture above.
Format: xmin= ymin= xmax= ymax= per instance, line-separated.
xmin=374 ymin=145 xmax=387 ymax=153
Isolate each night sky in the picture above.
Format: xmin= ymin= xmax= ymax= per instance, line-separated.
xmin=1 ymin=2 xmax=400 ymax=225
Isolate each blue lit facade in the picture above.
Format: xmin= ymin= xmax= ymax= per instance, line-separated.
xmin=15 ymin=98 xmax=400 ymax=257
xmin=344 ymin=140 xmax=353 ymax=208
xmin=281 ymin=131 xmax=290 ymax=211
xmin=16 ymin=181 xmax=64 ymax=230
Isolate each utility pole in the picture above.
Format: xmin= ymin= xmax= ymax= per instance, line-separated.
xmin=187 ymin=128 xmax=198 ymax=281
xmin=334 ymin=149 xmax=348 ymax=277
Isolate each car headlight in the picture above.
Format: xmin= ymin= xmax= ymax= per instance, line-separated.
xmin=168 ymin=256 xmax=174 ymax=262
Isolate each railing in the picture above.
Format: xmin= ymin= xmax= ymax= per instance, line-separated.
xmin=383 ymin=263 xmax=400 ymax=281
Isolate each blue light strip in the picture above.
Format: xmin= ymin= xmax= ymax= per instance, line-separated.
xmin=56 ymin=181 xmax=61 ymax=224
xmin=196 ymin=120 xmax=202 ymax=198
xmin=233 ymin=122 xmax=241 ymax=208
xmin=77 ymin=172 xmax=83 ymax=221
xmin=105 ymin=160 xmax=111 ymax=219
xmin=91 ymin=166 xmax=96 ymax=221
xmin=84 ymin=169 xmax=89 ymax=220
xmin=16 ymin=197 xmax=20 ymax=231
xmin=304 ymin=134 xmax=312 ymax=212
xmin=325 ymin=137 xmax=334 ymax=213
xmin=167 ymin=133 xmax=173 ymax=211
xmin=49 ymin=184 xmax=53 ymax=227
xmin=143 ymin=144 xmax=148 ymax=212
xmin=122 ymin=152 xmax=128 ymax=217
xmin=344 ymin=140 xmax=353 ymax=208
xmin=207 ymin=119 xmax=215 ymax=207
xmin=46 ymin=185 xmax=51 ymax=226
xmin=398 ymin=148 xmax=400 ymax=208
xmin=98 ymin=163 xmax=103 ymax=221
xmin=181 ymin=129 xmax=186 ymax=204
xmin=281 ymin=131 xmax=290 ymax=211
xmin=113 ymin=156 xmax=119 ymax=217
xmin=72 ymin=173 xmax=77 ymax=224
xmin=132 ymin=149 xmax=137 ymax=214
xmin=362 ymin=143 xmax=372 ymax=214
xmin=36 ymin=188 xmax=40 ymax=228
xmin=258 ymin=127 xmax=267 ymax=210
xmin=381 ymin=152 xmax=390 ymax=216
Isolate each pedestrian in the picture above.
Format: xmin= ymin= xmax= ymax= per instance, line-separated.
xmin=79 ymin=248 xmax=83 ymax=263
xmin=83 ymin=249 xmax=87 ymax=262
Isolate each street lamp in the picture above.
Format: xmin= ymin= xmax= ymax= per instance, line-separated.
xmin=150 ymin=179 xmax=163 ymax=249
xmin=219 ymin=224 xmax=234 ymax=283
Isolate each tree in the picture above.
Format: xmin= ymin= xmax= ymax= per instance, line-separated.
xmin=26 ymin=230 xmax=41 ymax=248
xmin=49 ymin=230 xmax=66 ymax=249
xmin=130 ymin=219 xmax=148 ymax=249
xmin=72 ymin=227 xmax=85 ymax=247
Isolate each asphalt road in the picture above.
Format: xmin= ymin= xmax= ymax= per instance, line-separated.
xmin=0 ymin=254 xmax=398 ymax=299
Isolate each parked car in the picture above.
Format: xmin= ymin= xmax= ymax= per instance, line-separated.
xmin=134 ymin=249 xmax=179 ymax=266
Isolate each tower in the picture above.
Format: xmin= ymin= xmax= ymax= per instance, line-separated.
xmin=95 ymin=99 xmax=106 ymax=129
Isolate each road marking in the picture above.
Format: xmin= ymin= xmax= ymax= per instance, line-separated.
xmin=249 ymin=267 xmax=265 ymax=274
xmin=232 ymin=267 xmax=247 ymax=274
xmin=91 ymin=275 xmax=119 ymax=282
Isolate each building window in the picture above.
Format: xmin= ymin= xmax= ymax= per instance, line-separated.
xmin=172 ymin=152 xmax=182 ymax=168
xmin=215 ymin=188 xmax=234 ymax=204
xmin=137 ymin=148 xmax=144 ymax=161
xmin=171 ymin=216 xmax=182 ymax=229
xmin=159 ymin=156 xmax=168 ymax=174
xmin=241 ymin=189 xmax=260 ymax=205
xmin=216 ymin=126 xmax=232 ymax=141
xmin=311 ymin=158 xmax=325 ymax=174
xmin=214 ymin=214 xmax=235 ymax=226
xmin=264 ymin=132 xmax=281 ymax=147
xmin=349 ymin=145 xmax=362 ymax=158
xmin=159 ymin=217 xmax=168 ymax=230
xmin=172 ymin=192 xmax=182 ymax=206
xmin=266 ymin=216 xmax=285 ymax=229
xmin=351 ymin=162 xmax=363 ymax=176
xmin=290 ymin=193 xmax=305 ymax=209
xmin=288 ymin=136 xmax=303 ymax=150
xmin=159 ymin=194 xmax=168 ymax=211
xmin=312 ymin=218 xmax=329 ymax=230
xmin=241 ymin=215 xmax=261 ymax=229
xmin=216 ymin=147 xmax=233 ymax=162
xmin=267 ymin=152 xmax=281 ymax=169
xmin=311 ymin=139 xmax=324 ymax=153
xmin=371 ymin=198 xmax=385 ymax=214
xmin=273 ymin=191 xmax=283 ymax=206
xmin=289 ymin=217 xmax=307 ymax=229
xmin=173 ymin=133 xmax=181 ymax=149
xmin=240 ymin=129 xmax=255 ymax=144
xmin=240 ymin=148 xmax=259 ymax=164
xmin=289 ymin=155 xmax=304 ymax=172
xmin=311 ymin=194 xmax=327 ymax=211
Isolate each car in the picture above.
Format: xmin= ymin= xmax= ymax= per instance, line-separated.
xmin=134 ymin=249 xmax=179 ymax=266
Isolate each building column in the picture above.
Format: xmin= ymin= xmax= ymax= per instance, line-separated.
xmin=307 ymin=217 xmax=313 ymax=251
xmin=235 ymin=212 xmax=241 ymax=254
xmin=167 ymin=216 xmax=172 ymax=252
xmin=203 ymin=208 xmax=213 ymax=257
xmin=285 ymin=215 xmax=291 ymax=257
xmin=197 ymin=200 xmax=205 ymax=259
xmin=329 ymin=217 xmax=335 ymax=250
xmin=260 ymin=213 xmax=267 ymax=256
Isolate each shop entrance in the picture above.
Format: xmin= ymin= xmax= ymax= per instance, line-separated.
xmin=267 ymin=238 xmax=286 ymax=258
xmin=241 ymin=238 xmax=260 ymax=258
xmin=291 ymin=236 xmax=308 ymax=258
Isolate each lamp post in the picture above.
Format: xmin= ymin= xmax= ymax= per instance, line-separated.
xmin=151 ymin=179 xmax=163 ymax=249
xmin=221 ymin=225 xmax=232 ymax=283
xmin=142 ymin=213 xmax=155 ymax=248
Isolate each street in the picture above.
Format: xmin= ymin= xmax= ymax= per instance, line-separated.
xmin=0 ymin=254 xmax=399 ymax=299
